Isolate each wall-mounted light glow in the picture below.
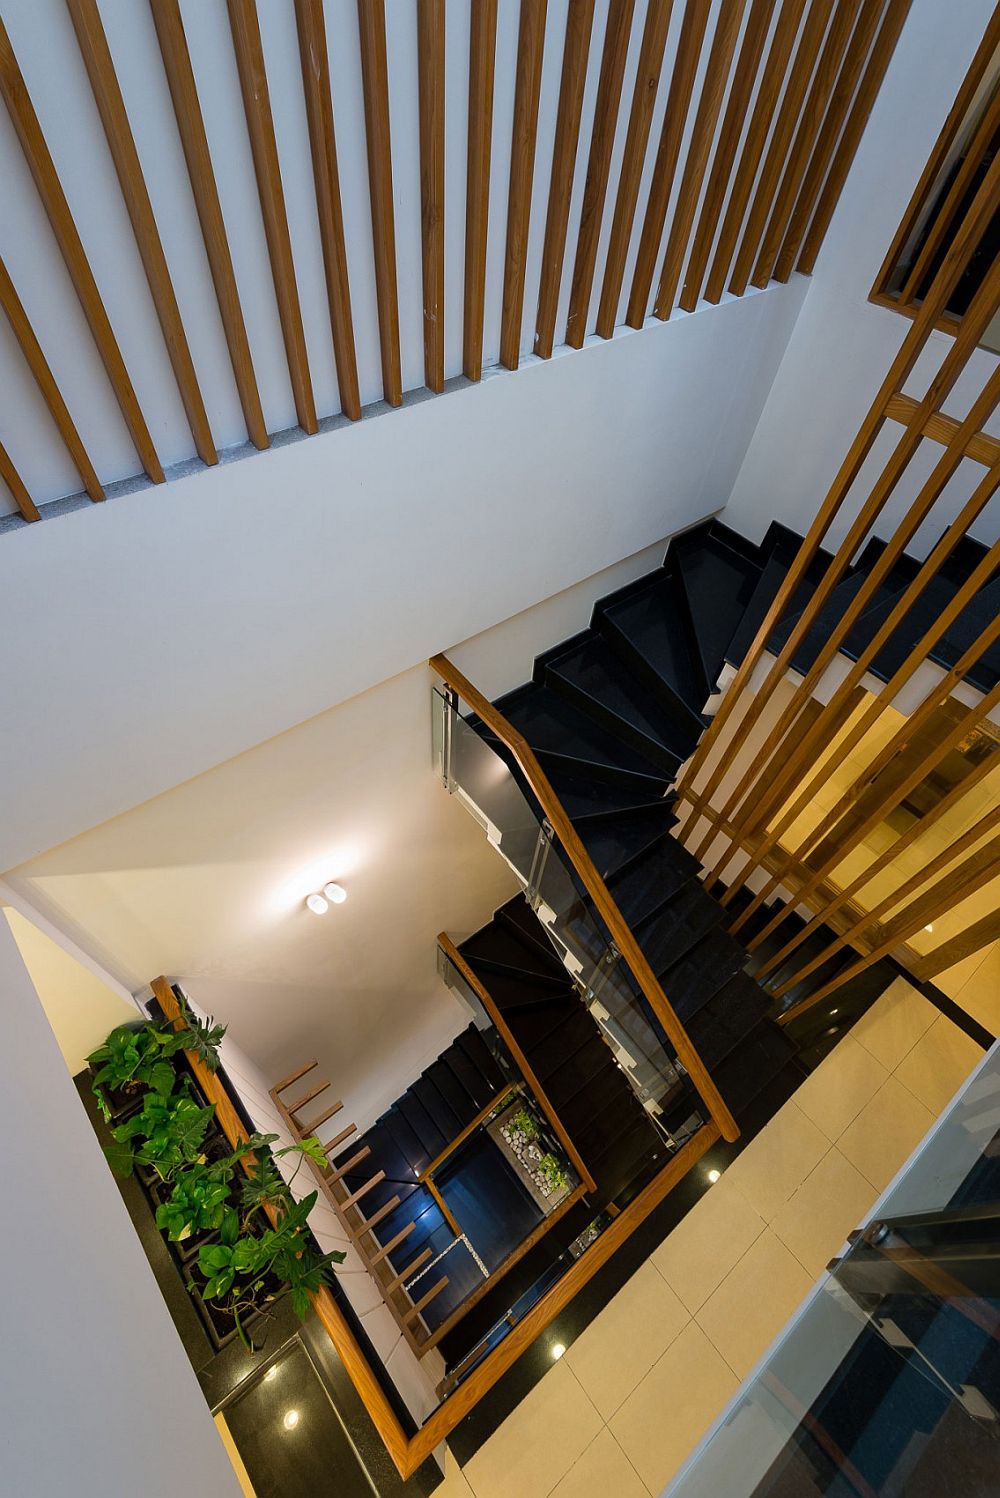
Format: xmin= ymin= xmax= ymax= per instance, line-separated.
xmin=551 ymin=1342 xmax=566 ymax=1360
xmin=323 ymin=881 xmax=347 ymax=905
xmin=283 ymin=1409 xmax=300 ymax=1431
xmin=306 ymin=893 xmax=328 ymax=915
xmin=706 ymin=1169 xmax=720 ymax=1184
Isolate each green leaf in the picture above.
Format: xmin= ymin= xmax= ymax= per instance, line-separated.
xmin=103 ymin=1138 xmax=135 ymax=1178
xmin=147 ymin=1060 xmax=176 ymax=1097
xmin=290 ymin=1285 xmax=310 ymax=1320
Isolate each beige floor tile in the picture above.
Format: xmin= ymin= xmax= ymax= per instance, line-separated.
xmin=436 ymin=1448 xmax=475 ymax=1497
xmin=566 ymin=1261 xmax=689 ymax=1420
xmin=838 ymin=1076 xmax=936 ymax=1192
xmin=850 ymin=978 xmax=938 ymax=1071
xmin=934 ymin=945 xmax=992 ymax=1001
xmin=463 ymin=1361 xmax=602 ymax=1498
xmin=723 ymin=1099 xmax=830 ymax=1221
xmin=652 ymin=1175 xmax=766 ymax=1311
xmin=894 ymin=1015 xmax=986 ymax=1115
xmin=953 ymin=943 xmax=1000 ymax=1036
xmin=770 ymin=1147 xmax=879 ymax=1278
xmin=793 ymin=1035 xmax=888 ymax=1142
xmin=609 ymin=1320 xmax=738 ymax=1495
xmin=549 ymin=1429 xmax=650 ymax=1498
xmin=695 ymin=1229 xmax=813 ymax=1379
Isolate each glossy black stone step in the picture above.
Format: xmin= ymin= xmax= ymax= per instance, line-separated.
xmin=442 ymin=1031 xmax=505 ymax=1111
xmin=497 ymin=896 xmax=566 ymax=971
xmin=470 ymin=955 xmax=572 ymax=993
xmin=460 ymin=921 xmax=562 ymax=979
xmin=463 ymin=962 xmax=572 ymax=1016
xmin=588 ymin=1113 xmax=662 ymax=1203
xmin=479 ymin=728 xmax=670 ymax=799
xmin=934 ymin=574 xmax=1000 ymax=692
xmin=382 ymin=1106 xmax=435 ymax=1179
xmin=569 ymin=1085 xmax=649 ymax=1163
xmin=396 ymin=1091 xmax=449 ymax=1162
xmin=725 ymin=522 xmax=838 ymax=668
xmin=770 ymin=570 xmax=873 ymax=671
xmin=596 ymin=573 xmax=710 ymax=734
xmin=494 ymin=681 xmax=672 ymax=784
xmin=714 ymin=1020 xmax=798 ymax=1116
xmin=686 ymin=971 xmax=772 ymax=1068
xmin=576 ymin=803 xmax=680 ymax=881
xmin=541 ymin=630 xmax=689 ymax=771
xmin=344 ymin=1121 xmax=415 ymax=1185
xmin=411 ymin=1075 xmax=465 ymax=1140
xmin=708 ymin=517 xmax=767 ymax=566
xmin=651 ymin=928 xmax=749 ymax=1020
xmin=864 ymin=572 xmax=958 ymax=681
xmin=540 ymin=1032 xmax=614 ymax=1105
xmin=632 ymin=881 xmax=728 ymax=974
xmin=502 ymin=997 xmax=587 ymax=1058
xmin=423 ymin=1060 xmax=480 ymax=1128
xmin=538 ymin=773 xmax=674 ymax=823
xmin=453 ymin=1026 xmax=507 ymax=1097
xmin=673 ymin=527 xmax=764 ymax=690
xmin=604 ymin=834 xmax=704 ymax=927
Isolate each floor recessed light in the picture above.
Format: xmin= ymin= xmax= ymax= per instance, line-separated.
xmin=283 ymin=1409 xmax=300 ymax=1431
xmin=551 ymin=1342 xmax=566 ymax=1360
xmin=707 ymin=1169 xmax=720 ymax=1183
xmin=924 ymin=924 xmax=934 ymax=933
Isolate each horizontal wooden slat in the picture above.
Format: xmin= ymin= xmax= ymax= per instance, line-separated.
xmin=301 ymin=1099 xmax=343 ymax=1135
xmin=384 ymin=1247 xmax=433 ymax=1295
xmin=322 ymin=1121 xmax=358 ymax=1156
xmin=272 ymin=1059 xmax=317 ymax=1094
xmin=326 ymin=1145 xmax=372 ymax=1184
xmin=342 ymin=1169 xmax=386 ymax=1212
xmin=885 ymin=393 xmax=1000 ymax=466
xmin=403 ymin=1275 xmax=449 ymax=1323
xmin=369 ymin=1221 xmax=415 ymax=1267
xmin=286 ymin=1079 xmax=330 ymax=1116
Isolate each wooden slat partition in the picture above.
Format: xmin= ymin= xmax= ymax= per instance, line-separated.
xmin=678 ymin=0 xmax=777 ymax=313
xmin=149 ymin=0 xmax=268 ymax=451
xmin=439 ymin=933 xmax=599 ymax=1190
xmin=885 ymin=394 xmax=1000 ymax=467
xmin=654 ymin=0 xmax=749 ymax=319
xmin=596 ymin=0 xmax=675 ymax=338
xmin=294 ymin=0 xmax=362 ymax=420
xmin=534 ymin=0 xmax=596 ymax=359
xmin=357 ymin=0 xmax=403 ymax=407
xmin=431 ymin=652 xmax=740 ymax=1143
xmin=464 ymin=0 xmax=499 ymax=381
xmin=626 ymin=0 xmax=712 ymax=328
xmin=565 ymin=0 xmax=635 ymax=347
xmin=0 ymin=440 xmax=41 ymax=522
xmin=68 ymin=0 xmax=217 ymax=467
xmin=417 ymin=0 xmax=446 ymax=392
xmin=500 ymin=0 xmax=548 ymax=370
xmin=0 ymin=16 xmax=163 ymax=483
xmin=911 ymin=910 xmax=1000 ymax=982
xmin=227 ymin=0 xmax=318 ymax=434
xmin=0 ymin=255 xmax=103 ymax=502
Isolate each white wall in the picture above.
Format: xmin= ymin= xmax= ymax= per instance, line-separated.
xmin=0 ymin=915 xmax=242 ymax=1498
xmin=725 ymin=0 xmax=1000 ymax=559
xmin=0 ymin=276 xmax=804 ymax=873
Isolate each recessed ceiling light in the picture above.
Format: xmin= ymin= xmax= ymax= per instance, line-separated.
xmin=323 ymin=881 xmax=347 ymax=904
xmin=306 ymin=893 xmax=328 ymax=915
xmin=707 ymin=1169 xmax=720 ymax=1184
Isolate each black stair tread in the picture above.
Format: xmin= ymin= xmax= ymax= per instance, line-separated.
xmin=504 ymin=999 xmax=589 ymax=1058
xmin=651 ymin=928 xmax=749 ymax=1020
xmin=410 ymin=1075 xmax=465 ymax=1141
xmin=707 ymin=518 xmax=767 ymax=567
xmin=632 ymin=881 xmax=727 ymax=974
xmin=346 ymin=1122 xmax=415 ymax=1185
xmin=540 ymin=1032 xmax=615 ymax=1104
xmin=557 ymin=1068 xmax=642 ymax=1139
xmin=423 ymin=1060 xmax=480 ymax=1128
xmin=396 ymin=1093 xmax=449 ymax=1162
xmin=597 ymin=573 xmax=709 ymax=727
xmin=478 ymin=727 xmax=670 ymax=798
xmin=686 ymin=971 xmax=772 ymax=1068
xmin=571 ymin=1089 xmax=650 ymax=1163
xmin=523 ymin=1008 xmax=606 ymax=1081
xmin=673 ymin=528 xmax=764 ymax=690
xmin=576 ymin=803 xmax=681 ymax=881
xmin=497 ymin=896 xmax=566 ymax=969
xmin=453 ymin=1026 xmax=507 ymax=1096
xmin=459 ymin=922 xmax=564 ymax=980
xmin=725 ymin=525 xmax=836 ymax=668
xmin=588 ymin=1113 xmax=662 ymax=1202
xmin=770 ymin=570 xmax=872 ymax=671
xmin=714 ymin=1021 xmax=798 ymax=1116
xmin=462 ymin=961 xmax=574 ymax=1018
xmin=381 ymin=1107 xmax=434 ymax=1179
xmin=604 ymin=834 xmax=704 ymax=927
xmin=934 ymin=575 xmax=1000 ymax=692
xmin=542 ymin=631 xmax=690 ymax=769
xmin=493 ymin=681 xmax=672 ymax=782
xmin=440 ymin=1038 xmax=502 ymax=1113
xmin=535 ymin=773 xmax=675 ymax=822
xmin=471 ymin=955 xmax=572 ymax=992
xmin=865 ymin=573 xmax=960 ymax=681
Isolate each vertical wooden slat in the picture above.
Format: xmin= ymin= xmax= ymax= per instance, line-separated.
xmin=626 ymin=1 xmax=711 ymax=330
xmin=773 ymin=0 xmax=886 ymax=281
xmin=654 ymin=0 xmax=749 ymax=320
xmin=678 ymin=0 xmax=777 ymax=313
xmin=0 ymin=254 xmax=103 ymax=501
xmin=750 ymin=0 xmax=865 ymax=289
xmin=149 ymin=0 xmax=268 ymax=451
xmin=464 ymin=0 xmax=499 ymax=381
xmin=534 ymin=0 xmax=595 ymax=360
xmin=294 ymin=0 xmax=362 ymax=420
xmin=564 ymin=0 xmax=635 ymax=348
xmin=227 ymin=0 xmax=317 ymax=434
xmin=797 ymin=0 xmax=912 ymax=274
xmin=728 ymin=0 xmax=835 ymax=296
xmin=595 ymin=0 xmax=675 ymax=339
xmin=0 ymin=440 xmax=41 ymax=522
xmin=702 ymin=0 xmax=807 ymax=304
xmin=67 ymin=0 xmax=216 ymax=467
xmin=500 ymin=0 xmax=548 ymax=370
xmin=0 ymin=16 xmax=163 ymax=483
xmin=357 ymin=0 xmax=403 ymax=407
xmin=417 ymin=0 xmax=446 ymax=393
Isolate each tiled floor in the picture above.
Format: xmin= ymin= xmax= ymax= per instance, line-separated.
xmin=439 ymin=978 xmax=985 ymax=1498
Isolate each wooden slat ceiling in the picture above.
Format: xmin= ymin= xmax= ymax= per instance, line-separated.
xmin=0 ymin=0 xmax=909 ymax=521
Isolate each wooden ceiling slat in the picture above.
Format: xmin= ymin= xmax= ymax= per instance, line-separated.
xmin=564 ymin=0 xmax=635 ymax=348
xmin=150 ymin=0 xmax=269 ymax=451
xmin=357 ymin=0 xmax=403 ymax=406
xmin=595 ymin=0 xmax=674 ymax=339
xmin=464 ymin=0 xmax=499 ymax=382
xmin=500 ymin=0 xmax=548 ymax=370
xmin=626 ymin=0 xmax=711 ymax=328
xmin=0 ymin=255 xmax=103 ymax=502
xmin=417 ymin=0 xmax=446 ymax=393
xmin=227 ymin=0 xmax=318 ymax=434
xmin=0 ymin=439 xmax=41 ymax=522
xmin=67 ymin=0 xmax=217 ymax=467
xmin=294 ymin=0 xmax=362 ymax=420
xmin=0 ymin=16 xmax=163 ymax=483
xmin=534 ymin=0 xmax=595 ymax=361
xmin=654 ymin=0 xmax=749 ymax=320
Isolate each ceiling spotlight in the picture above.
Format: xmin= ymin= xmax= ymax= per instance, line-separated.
xmin=707 ymin=1169 xmax=721 ymax=1184
xmin=323 ymin=881 xmax=347 ymax=904
xmin=306 ymin=893 xmax=328 ymax=915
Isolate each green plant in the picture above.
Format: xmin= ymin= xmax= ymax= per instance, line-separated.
xmin=105 ymin=1088 xmax=216 ymax=1181
xmin=537 ymin=1153 xmax=569 ymax=1194
xmin=510 ymin=1107 xmax=539 ymax=1140
xmin=87 ymin=990 xmax=226 ymax=1121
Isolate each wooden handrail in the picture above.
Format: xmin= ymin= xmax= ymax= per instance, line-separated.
xmin=438 ymin=933 xmax=598 ymax=1193
xmin=430 ymin=652 xmax=740 ymax=1144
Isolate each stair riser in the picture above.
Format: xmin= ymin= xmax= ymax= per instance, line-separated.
xmin=596 ymin=611 xmax=707 ymax=743
xmin=544 ymin=662 xmax=683 ymax=776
